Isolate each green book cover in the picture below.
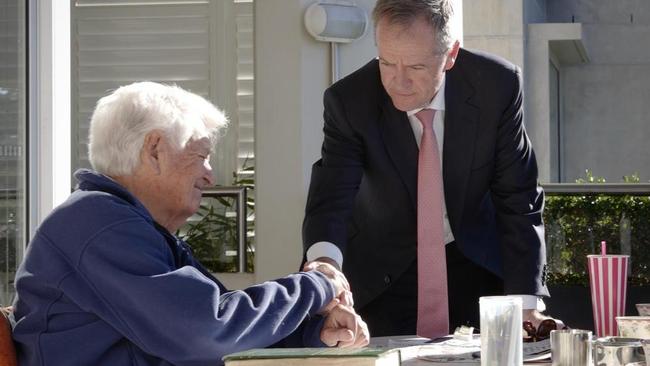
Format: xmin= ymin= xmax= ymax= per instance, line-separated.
xmin=223 ymin=347 xmax=399 ymax=361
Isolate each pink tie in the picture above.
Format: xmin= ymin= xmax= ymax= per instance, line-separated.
xmin=415 ymin=108 xmax=449 ymax=339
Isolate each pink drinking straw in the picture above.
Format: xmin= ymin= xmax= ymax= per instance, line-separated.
xmin=601 ymin=241 xmax=607 ymax=256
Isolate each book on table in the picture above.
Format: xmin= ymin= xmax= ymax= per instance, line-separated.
xmin=222 ymin=347 xmax=400 ymax=366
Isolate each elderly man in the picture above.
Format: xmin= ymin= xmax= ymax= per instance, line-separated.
xmin=12 ymin=82 xmax=368 ymax=366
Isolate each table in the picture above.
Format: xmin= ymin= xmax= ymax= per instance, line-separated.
xmin=369 ymin=335 xmax=551 ymax=366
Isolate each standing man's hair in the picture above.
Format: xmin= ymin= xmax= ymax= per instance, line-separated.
xmin=372 ymin=0 xmax=454 ymax=53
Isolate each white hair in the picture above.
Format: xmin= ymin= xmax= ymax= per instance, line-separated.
xmin=88 ymin=81 xmax=228 ymax=176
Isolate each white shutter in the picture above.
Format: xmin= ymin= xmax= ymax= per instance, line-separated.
xmin=71 ymin=0 xmax=253 ymax=183
xmin=72 ymin=0 xmax=212 ymax=170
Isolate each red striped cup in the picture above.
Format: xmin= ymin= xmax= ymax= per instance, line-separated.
xmin=587 ymin=254 xmax=629 ymax=337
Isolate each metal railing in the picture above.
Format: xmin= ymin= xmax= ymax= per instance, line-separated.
xmin=201 ymin=186 xmax=248 ymax=273
xmin=542 ymin=183 xmax=650 ymax=195
xmin=0 ymin=186 xmax=251 ymax=273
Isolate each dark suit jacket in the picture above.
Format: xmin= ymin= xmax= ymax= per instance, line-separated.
xmin=303 ymin=48 xmax=549 ymax=310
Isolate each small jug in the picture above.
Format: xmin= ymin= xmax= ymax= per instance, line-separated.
xmin=591 ymin=337 xmax=645 ymax=366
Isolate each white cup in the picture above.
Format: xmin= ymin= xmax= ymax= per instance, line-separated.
xmin=479 ymin=296 xmax=522 ymax=366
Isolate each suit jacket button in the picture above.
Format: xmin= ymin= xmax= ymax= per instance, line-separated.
xmin=384 ymin=275 xmax=391 ymax=285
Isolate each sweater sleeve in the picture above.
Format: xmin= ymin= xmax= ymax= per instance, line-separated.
xmin=269 ymin=316 xmax=328 ymax=349
xmin=65 ymin=218 xmax=335 ymax=365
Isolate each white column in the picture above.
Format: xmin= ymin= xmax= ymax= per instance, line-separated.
xmin=254 ymin=0 xmax=325 ymax=281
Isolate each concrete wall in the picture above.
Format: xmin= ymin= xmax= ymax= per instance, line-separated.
xmin=464 ymin=0 xmax=558 ymax=179
xmin=526 ymin=23 xmax=586 ymax=183
xmin=547 ymin=0 xmax=650 ymax=182
xmin=462 ymin=0 xmax=650 ymax=183
xmin=463 ymin=0 xmax=524 ymax=68
xmin=254 ymin=0 xmax=378 ymax=283
xmin=255 ymin=0 xmax=324 ymax=283
xmin=522 ymin=0 xmax=547 ymax=175
xmin=524 ymin=0 xmax=547 ymax=24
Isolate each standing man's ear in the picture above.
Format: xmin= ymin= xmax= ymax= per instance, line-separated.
xmin=444 ymin=40 xmax=461 ymax=71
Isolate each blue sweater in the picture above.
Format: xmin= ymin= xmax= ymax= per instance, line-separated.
xmin=12 ymin=170 xmax=335 ymax=365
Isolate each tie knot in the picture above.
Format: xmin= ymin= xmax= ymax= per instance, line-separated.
xmin=415 ymin=108 xmax=435 ymax=129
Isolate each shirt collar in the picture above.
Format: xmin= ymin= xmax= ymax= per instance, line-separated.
xmin=406 ymin=74 xmax=446 ymax=117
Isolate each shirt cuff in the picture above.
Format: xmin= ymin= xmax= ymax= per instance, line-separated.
xmin=508 ymin=294 xmax=546 ymax=311
xmin=306 ymin=241 xmax=343 ymax=269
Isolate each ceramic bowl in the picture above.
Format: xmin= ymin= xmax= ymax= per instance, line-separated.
xmin=642 ymin=339 xmax=650 ymax=366
xmin=592 ymin=337 xmax=645 ymax=366
xmin=616 ymin=316 xmax=650 ymax=339
xmin=636 ymin=303 xmax=650 ymax=316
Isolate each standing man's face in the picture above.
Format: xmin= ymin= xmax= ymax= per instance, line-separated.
xmin=376 ymin=16 xmax=459 ymax=112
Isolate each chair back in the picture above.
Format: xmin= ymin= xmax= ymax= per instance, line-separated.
xmin=0 ymin=307 xmax=17 ymax=366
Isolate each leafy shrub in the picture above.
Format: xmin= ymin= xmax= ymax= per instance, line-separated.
xmin=544 ymin=171 xmax=650 ymax=286
xmin=178 ymin=162 xmax=255 ymax=273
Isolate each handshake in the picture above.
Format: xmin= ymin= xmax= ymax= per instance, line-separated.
xmin=303 ymin=259 xmax=370 ymax=348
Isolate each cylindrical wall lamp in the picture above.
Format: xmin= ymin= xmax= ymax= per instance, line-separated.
xmin=304 ymin=1 xmax=368 ymax=83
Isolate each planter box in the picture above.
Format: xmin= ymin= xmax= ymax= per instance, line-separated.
xmin=546 ymin=285 xmax=650 ymax=331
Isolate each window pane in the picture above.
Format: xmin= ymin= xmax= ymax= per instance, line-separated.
xmin=0 ymin=0 xmax=27 ymax=305
xmin=178 ymin=190 xmax=253 ymax=273
xmin=71 ymin=0 xmax=256 ymax=272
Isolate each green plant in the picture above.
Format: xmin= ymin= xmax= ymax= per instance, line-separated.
xmin=623 ymin=173 xmax=641 ymax=183
xmin=544 ymin=171 xmax=650 ymax=287
xmin=574 ymin=169 xmax=606 ymax=183
xmin=178 ymin=159 xmax=255 ymax=273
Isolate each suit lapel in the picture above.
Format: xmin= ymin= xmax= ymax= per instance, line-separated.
xmin=443 ymin=59 xmax=480 ymax=234
xmin=376 ymin=51 xmax=481 ymax=219
xmin=378 ymin=90 xmax=419 ymax=210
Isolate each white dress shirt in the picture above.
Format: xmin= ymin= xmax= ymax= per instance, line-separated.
xmin=307 ymin=75 xmax=543 ymax=311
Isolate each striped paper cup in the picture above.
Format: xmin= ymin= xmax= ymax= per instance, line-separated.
xmin=587 ymin=254 xmax=629 ymax=337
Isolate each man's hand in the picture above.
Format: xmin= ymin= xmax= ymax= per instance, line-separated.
xmin=304 ymin=259 xmax=354 ymax=308
xmin=320 ymin=304 xmax=369 ymax=348
xmin=523 ymin=309 xmax=566 ymax=330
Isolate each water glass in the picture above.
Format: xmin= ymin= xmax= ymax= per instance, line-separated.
xmin=479 ymin=296 xmax=522 ymax=366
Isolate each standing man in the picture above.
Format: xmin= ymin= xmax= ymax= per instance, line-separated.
xmin=303 ymin=0 xmax=556 ymax=337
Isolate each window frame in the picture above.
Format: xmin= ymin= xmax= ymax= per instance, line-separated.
xmin=28 ymin=0 xmax=72 ymax=239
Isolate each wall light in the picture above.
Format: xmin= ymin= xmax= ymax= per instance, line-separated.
xmin=304 ymin=2 xmax=368 ymax=43
xmin=304 ymin=1 xmax=368 ymax=83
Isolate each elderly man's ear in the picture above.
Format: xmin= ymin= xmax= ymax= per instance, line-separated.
xmin=141 ymin=131 xmax=164 ymax=174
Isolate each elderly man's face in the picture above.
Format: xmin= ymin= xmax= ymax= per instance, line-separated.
xmin=160 ymin=136 xmax=214 ymax=221
xmin=376 ymin=16 xmax=458 ymax=112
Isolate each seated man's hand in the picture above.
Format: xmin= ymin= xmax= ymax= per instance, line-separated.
xmin=320 ymin=304 xmax=369 ymax=348
xmin=304 ymin=258 xmax=354 ymax=308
